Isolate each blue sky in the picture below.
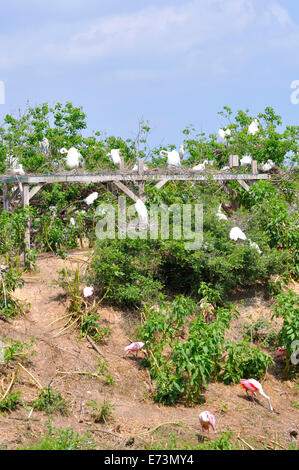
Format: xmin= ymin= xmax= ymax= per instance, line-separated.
xmin=1 ymin=0 xmax=299 ymax=147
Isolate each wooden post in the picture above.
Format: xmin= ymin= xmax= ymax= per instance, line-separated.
xmin=22 ymin=184 xmax=31 ymax=253
xmin=238 ymin=180 xmax=250 ymax=191
xmin=229 ymin=155 xmax=239 ymax=167
xmin=2 ymin=183 xmax=9 ymax=211
xmin=119 ymin=157 xmax=125 ymax=172
xmin=251 ymin=160 xmax=258 ymax=174
xmin=138 ymin=159 xmax=145 ymax=199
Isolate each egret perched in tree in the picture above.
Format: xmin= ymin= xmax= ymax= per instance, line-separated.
xmin=160 ymin=149 xmax=181 ymax=167
xmin=39 ymin=137 xmax=50 ymax=154
xmin=11 ymin=164 xmax=25 ymax=175
xmin=132 ymin=162 xmax=148 ymax=171
xmin=66 ymin=147 xmax=82 ymax=168
xmin=199 ymin=411 xmax=216 ymax=433
xmin=108 ymin=149 xmax=121 ymax=165
xmin=134 ymin=199 xmax=148 ymax=225
xmin=217 ymin=128 xmax=231 ymax=144
xmin=84 ymin=192 xmax=99 ymax=205
xmin=229 ymin=227 xmax=246 ymax=241
xmin=249 ymin=239 xmax=262 ymax=254
xmin=124 ymin=342 xmax=144 ymax=357
xmin=70 ymin=217 xmax=76 ymax=227
xmin=248 ymin=119 xmax=259 ymax=135
xmin=260 ymin=159 xmax=275 ymax=172
xmin=216 ymin=204 xmax=228 ymax=221
xmin=60 ymin=147 xmax=82 ymax=168
xmin=192 ymin=160 xmax=208 ymax=171
xmin=240 ymin=154 xmax=252 ymax=166
xmin=240 ymin=379 xmax=273 ymax=411
xmin=179 ymin=145 xmax=184 ymax=160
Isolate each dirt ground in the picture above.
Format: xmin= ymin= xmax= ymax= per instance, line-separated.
xmin=0 ymin=250 xmax=298 ymax=450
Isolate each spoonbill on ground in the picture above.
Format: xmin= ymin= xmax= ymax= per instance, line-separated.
xmin=199 ymin=411 xmax=216 ymax=433
xmin=240 ymin=379 xmax=273 ymax=411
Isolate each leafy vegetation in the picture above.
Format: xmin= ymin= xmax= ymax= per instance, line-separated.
xmin=0 ymin=391 xmax=22 ymax=413
xmin=2 ymin=337 xmax=36 ymax=364
xmin=21 ymin=423 xmax=95 ymax=450
xmin=31 ymin=387 xmax=69 ymax=416
xmin=0 ymin=102 xmax=298 ymax=448
xmin=54 ymin=267 xmax=111 ymax=343
xmin=87 ymin=399 xmax=114 ymax=423
xmin=272 ymin=290 xmax=299 ymax=377
xmin=137 ymin=297 xmax=273 ymax=404
xmin=147 ymin=431 xmax=237 ymax=450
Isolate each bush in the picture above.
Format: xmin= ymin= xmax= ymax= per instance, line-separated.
xmin=272 ymin=290 xmax=299 ymax=377
xmin=91 ymin=239 xmax=163 ymax=307
xmin=0 ymin=391 xmax=22 ymax=413
xmin=21 ymin=424 xmax=95 ymax=450
xmin=32 ymin=387 xmax=69 ymax=416
xmin=221 ymin=340 xmax=274 ymax=384
xmin=87 ymin=399 xmax=114 ymax=423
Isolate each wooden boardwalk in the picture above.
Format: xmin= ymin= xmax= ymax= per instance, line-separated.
xmin=0 ymin=157 xmax=270 ymax=254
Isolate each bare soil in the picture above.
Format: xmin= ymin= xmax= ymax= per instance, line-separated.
xmin=0 ymin=250 xmax=298 ymax=450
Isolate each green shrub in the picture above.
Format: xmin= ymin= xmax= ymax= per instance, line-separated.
xmin=87 ymin=399 xmax=114 ymax=423
xmin=222 ymin=340 xmax=274 ymax=384
xmin=32 ymin=387 xmax=69 ymax=416
xmin=0 ymin=391 xmax=22 ymax=413
xmin=91 ymin=239 xmax=163 ymax=307
xmin=272 ymin=290 xmax=299 ymax=377
xmin=2 ymin=337 xmax=36 ymax=364
xmin=21 ymin=424 xmax=95 ymax=450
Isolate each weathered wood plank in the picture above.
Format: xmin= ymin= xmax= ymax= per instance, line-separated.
xmin=2 ymin=183 xmax=9 ymax=211
xmin=251 ymin=160 xmax=258 ymax=174
xmin=28 ymin=184 xmax=44 ymax=201
xmin=155 ymin=178 xmax=169 ymax=190
xmin=238 ymin=180 xmax=250 ymax=191
xmin=8 ymin=186 xmax=20 ymax=206
xmin=0 ymin=173 xmax=270 ymax=184
xmin=229 ymin=155 xmax=239 ymax=167
xmin=22 ymin=184 xmax=30 ymax=251
xmin=113 ymin=181 xmax=139 ymax=203
xmin=137 ymin=160 xmax=145 ymax=198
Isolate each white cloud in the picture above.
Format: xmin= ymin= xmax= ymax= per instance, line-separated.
xmin=0 ymin=0 xmax=298 ymax=79
xmin=268 ymin=3 xmax=292 ymax=25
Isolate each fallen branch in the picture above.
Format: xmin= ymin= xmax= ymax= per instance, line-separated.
xmin=86 ymin=335 xmax=106 ymax=360
xmin=53 ymin=316 xmax=80 ymax=337
xmin=2 ymin=367 xmax=18 ymax=400
xmin=237 ymin=435 xmax=254 ymax=450
xmin=258 ymin=435 xmax=286 ymax=450
xmin=0 ymin=314 xmax=13 ymax=324
xmin=18 ymin=363 xmax=43 ymax=390
xmin=7 ymin=416 xmax=40 ymax=422
xmin=56 ymin=370 xmax=100 ymax=379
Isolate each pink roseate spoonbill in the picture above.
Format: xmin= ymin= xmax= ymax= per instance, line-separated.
xmin=199 ymin=411 xmax=216 ymax=434
xmin=220 ymin=201 xmax=233 ymax=216
xmin=240 ymin=379 xmax=273 ymax=412
xmin=124 ymin=342 xmax=144 ymax=357
xmin=83 ymin=286 xmax=94 ymax=298
xmin=276 ymin=347 xmax=286 ymax=358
